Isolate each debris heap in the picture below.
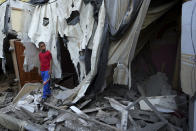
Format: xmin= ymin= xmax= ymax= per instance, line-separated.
xmin=0 ymin=73 xmax=188 ymax=131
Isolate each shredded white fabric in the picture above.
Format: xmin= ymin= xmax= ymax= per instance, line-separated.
xmin=28 ymin=0 xmax=94 ymax=79
xmin=0 ymin=2 xmax=7 ymax=59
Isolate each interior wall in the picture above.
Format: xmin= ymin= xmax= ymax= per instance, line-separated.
xmin=132 ymin=2 xmax=181 ymax=86
xmin=150 ymin=23 xmax=179 ymax=82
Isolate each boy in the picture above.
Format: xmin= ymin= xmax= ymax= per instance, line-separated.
xmin=38 ymin=42 xmax=52 ymax=101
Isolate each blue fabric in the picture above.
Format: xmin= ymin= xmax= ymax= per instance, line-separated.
xmin=41 ymin=70 xmax=51 ymax=98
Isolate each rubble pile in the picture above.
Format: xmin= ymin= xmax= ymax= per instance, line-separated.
xmin=0 ymin=73 xmax=188 ymax=131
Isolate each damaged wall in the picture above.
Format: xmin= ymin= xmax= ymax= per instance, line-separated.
xmin=0 ymin=0 xmax=34 ymax=75
xmin=0 ymin=0 xmax=181 ymax=103
xmin=181 ymin=0 xmax=196 ymax=96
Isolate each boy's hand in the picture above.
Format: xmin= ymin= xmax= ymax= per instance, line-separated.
xmin=43 ymin=79 xmax=49 ymax=85
xmin=49 ymin=70 xmax=52 ymax=75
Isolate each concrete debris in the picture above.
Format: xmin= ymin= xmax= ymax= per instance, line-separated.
xmin=79 ymin=99 xmax=92 ymax=109
xmin=140 ymin=72 xmax=176 ymax=96
xmin=83 ymin=106 xmax=110 ymax=113
xmin=70 ymin=106 xmax=89 ymax=118
xmin=20 ymin=106 xmax=43 ymax=123
xmin=139 ymin=95 xmax=177 ymax=113
xmin=96 ymin=110 xmax=119 ymax=125
xmin=0 ymin=113 xmax=46 ymax=131
xmin=48 ymin=109 xmax=59 ymax=119
xmin=48 ymin=124 xmax=56 ymax=131
xmin=54 ymin=90 xmax=74 ymax=101
xmin=44 ymin=102 xmax=119 ymax=131
xmin=54 ymin=84 xmax=69 ymax=91
xmin=0 ymin=104 xmax=16 ymax=114
xmin=18 ymin=104 xmax=36 ymax=113
xmin=16 ymin=94 xmax=38 ymax=113
xmin=105 ymin=97 xmax=132 ymax=130
xmin=0 ymin=79 xmax=187 ymax=131
xmin=78 ymin=118 xmax=90 ymax=127
xmin=129 ymin=110 xmax=159 ymax=123
xmin=0 ymin=92 xmax=8 ymax=103
xmin=55 ymin=113 xmax=73 ymax=123
xmin=128 ymin=116 xmax=138 ymax=131
xmin=64 ymin=120 xmax=90 ymax=131
xmin=130 ymin=121 xmax=166 ymax=131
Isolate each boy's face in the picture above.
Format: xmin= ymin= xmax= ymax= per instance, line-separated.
xmin=40 ymin=43 xmax=46 ymax=51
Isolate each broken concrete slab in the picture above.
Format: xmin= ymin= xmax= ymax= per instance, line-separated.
xmin=0 ymin=113 xmax=46 ymax=131
xmin=54 ymin=90 xmax=75 ymax=101
xmin=44 ymin=102 xmax=119 ymax=131
xmin=140 ymin=72 xmax=176 ymax=96
xmin=83 ymin=106 xmax=110 ymax=113
xmin=105 ymin=97 xmax=131 ymax=131
xmin=96 ymin=109 xmax=111 ymax=118
xmin=129 ymin=109 xmax=159 ymax=123
xmin=0 ymin=92 xmax=8 ymax=104
xmin=70 ymin=106 xmax=89 ymax=118
xmin=78 ymin=118 xmax=90 ymax=127
xmin=129 ymin=121 xmax=166 ymax=131
xmin=142 ymin=97 xmax=182 ymax=131
xmin=17 ymin=104 xmax=36 ymax=113
xmin=48 ymin=109 xmax=59 ymax=119
xmin=54 ymin=84 xmax=69 ymax=91
xmin=99 ymin=116 xmax=119 ymax=125
xmin=135 ymin=120 xmax=147 ymax=128
xmin=48 ymin=123 xmax=56 ymax=131
xmin=128 ymin=115 xmax=138 ymax=130
xmin=78 ymin=99 xmax=92 ymax=109
xmin=13 ymin=83 xmax=42 ymax=104
xmin=96 ymin=110 xmax=119 ymax=125
xmin=0 ymin=104 xmax=16 ymax=114
xmin=139 ymin=95 xmax=177 ymax=113
xmin=121 ymin=110 xmax=128 ymax=131
xmin=54 ymin=113 xmax=73 ymax=123
xmin=64 ymin=120 xmax=90 ymax=131
xmin=20 ymin=106 xmax=44 ymax=123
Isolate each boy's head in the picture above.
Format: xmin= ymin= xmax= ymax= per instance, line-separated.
xmin=39 ymin=42 xmax=46 ymax=52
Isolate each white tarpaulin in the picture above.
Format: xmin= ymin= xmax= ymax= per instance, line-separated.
xmin=108 ymin=0 xmax=150 ymax=86
xmin=27 ymin=0 xmax=95 ymax=79
xmin=72 ymin=1 xmax=106 ymax=103
xmin=142 ymin=0 xmax=178 ymax=29
xmin=0 ymin=2 xmax=7 ymax=58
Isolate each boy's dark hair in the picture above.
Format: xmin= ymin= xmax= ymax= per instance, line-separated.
xmin=38 ymin=42 xmax=45 ymax=47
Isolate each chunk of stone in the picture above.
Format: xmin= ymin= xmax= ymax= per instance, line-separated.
xmin=48 ymin=124 xmax=56 ymax=131
xmin=139 ymin=96 xmax=177 ymax=113
xmin=48 ymin=109 xmax=59 ymax=119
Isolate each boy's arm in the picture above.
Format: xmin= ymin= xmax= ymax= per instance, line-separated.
xmin=49 ymin=51 xmax=52 ymax=74
xmin=49 ymin=59 xmax=52 ymax=74
xmin=38 ymin=54 xmax=41 ymax=71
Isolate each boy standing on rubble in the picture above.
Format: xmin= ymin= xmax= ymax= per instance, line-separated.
xmin=38 ymin=42 xmax=52 ymax=102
